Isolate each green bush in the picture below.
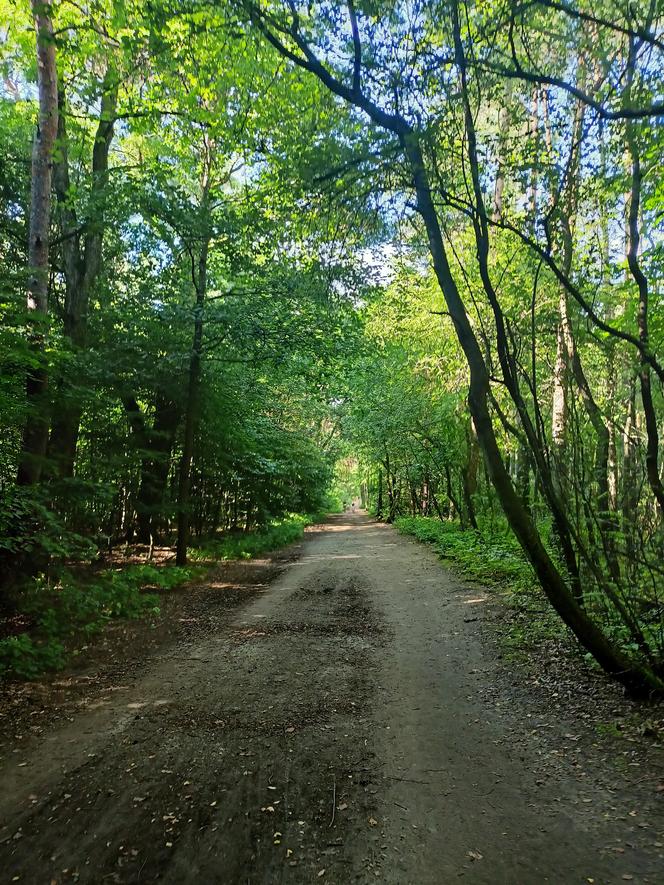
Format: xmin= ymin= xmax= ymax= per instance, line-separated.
xmin=0 ymin=563 xmax=198 ymax=680
xmin=0 ymin=485 xmax=97 ymax=561
xmin=190 ymin=512 xmax=322 ymax=561
xmin=1 ymin=513 xmax=323 ymax=680
xmin=0 ymin=634 xmax=66 ymax=679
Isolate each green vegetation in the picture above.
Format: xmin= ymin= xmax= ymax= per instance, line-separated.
xmin=190 ymin=513 xmax=322 ymax=561
xmin=395 ymin=516 xmax=567 ymax=659
xmin=1 ymin=512 xmax=322 ymax=679
xmin=0 ymin=564 xmax=192 ymax=679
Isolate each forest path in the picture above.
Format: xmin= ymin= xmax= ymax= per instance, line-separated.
xmin=1 ymin=514 xmax=662 ymax=884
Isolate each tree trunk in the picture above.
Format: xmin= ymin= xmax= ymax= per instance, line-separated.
xmin=622 ymin=383 xmax=638 ymax=571
xmin=461 ymin=419 xmax=479 ymax=529
xmin=176 ymin=241 xmax=208 ymax=565
xmin=625 ymin=88 xmax=664 ymax=518
xmin=516 ymin=439 xmax=531 ymax=510
xmin=176 ymin=166 xmax=211 ymax=565
xmin=444 ymin=464 xmax=463 ymax=526
xmin=136 ymin=394 xmax=180 ymax=543
xmin=376 ymin=468 xmax=383 ymax=518
xmin=383 ymin=452 xmax=396 ymax=523
xmin=17 ymin=0 xmax=58 ymax=486
xmin=551 ymin=309 xmax=568 ymax=475
xmin=49 ymin=71 xmax=118 ymax=477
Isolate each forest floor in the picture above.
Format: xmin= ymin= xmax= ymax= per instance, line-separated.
xmin=0 ymin=513 xmax=663 ymax=884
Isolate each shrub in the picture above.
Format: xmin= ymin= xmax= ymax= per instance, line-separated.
xmin=190 ymin=513 xmax=321 ymax=561
xmin=0 ymin=563 xmax=197 ymax=680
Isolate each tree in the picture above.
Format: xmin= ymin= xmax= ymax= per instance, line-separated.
xmin=17 ymin=0 xmax=58 ymax=486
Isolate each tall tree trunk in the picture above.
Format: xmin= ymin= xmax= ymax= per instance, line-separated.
xmin=444 ymin=464 xmax=463 ymax=526
xmin=136 ymin=394 xmax=180 ymax=543
xmin=461 ymin=420 xmax=479 ymax=529
xmin=545 ymin=70 xmax=619 ymax=576
xmin=176 ymin=154 xmax=212 ymax=565
xmin=624 ymin=46 xmax=664 ymax=518
xmin=176 ymin=239 xmax=209 ymax=565
xmin=420 ymin=474 xmax=429 ymax=516
xmin=492 ymin=79 xmax=512 ymax=221
xmin=516 ymin=439 xmax=531 ymax=510
xmin=622 ymin=383 xmax=638 ymax=573
xmin=551 ymin=313 xmax=568 ymax=472
xmin=383 ymin=451 xmax=396 ymax=523
xmin=17 ymin=0 xmax=58 ymax=486
xmin=376 ymin=468 xmax=383 ymax=518
xmin=49 ymin=71 xmax=118 ymax=477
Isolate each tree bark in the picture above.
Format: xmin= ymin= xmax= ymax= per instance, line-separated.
xmin=461 ymin=420 xmax=479 ymax=529
xmin=176 ymin=161 xmax=212 ymax=565
xmin=376 ymin=468 xmax=383 ymax=518
xmin=49 ymin=71 xmax=118 ymax=477
xmin=17 ymin=0 xmax=58 ymax=486
xmin=624 ymin=75 xmax=664 ymax=517
xmin=175 ymin=246 xmax=208 ymax=564
xmin=136 ymin=394 xmax=180 ymax=543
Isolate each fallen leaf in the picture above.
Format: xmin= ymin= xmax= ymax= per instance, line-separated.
xmin=368 ymin=817 xmax=378 ymax=827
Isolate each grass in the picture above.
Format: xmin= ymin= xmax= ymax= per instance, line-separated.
xmin=394 ymin=516 xmax=534 ymax=592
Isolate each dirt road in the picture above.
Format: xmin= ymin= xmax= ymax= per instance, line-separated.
xmin=1 ymin=514 xmax=662 ymax=883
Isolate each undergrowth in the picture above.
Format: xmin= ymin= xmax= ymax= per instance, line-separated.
xmin=1 ymin=512 xmax=323 ymax=680
xmin=190 ymin=512 xmax=321 ymax=562
xmin=394 ymin=516 xmax=568 ymax=658
xmin=0 ymin=564 xmax=197 ymax=679
xmin=394 ymin=516 xmax=533 ymax=592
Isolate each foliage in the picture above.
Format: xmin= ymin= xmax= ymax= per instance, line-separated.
xmin=190 ymin=513 xmax=321 ymax=561
xmin=2 ymin=0 xmax=664 ymax=692
xmin=0 ymin=564 xmax=195 ymax=679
